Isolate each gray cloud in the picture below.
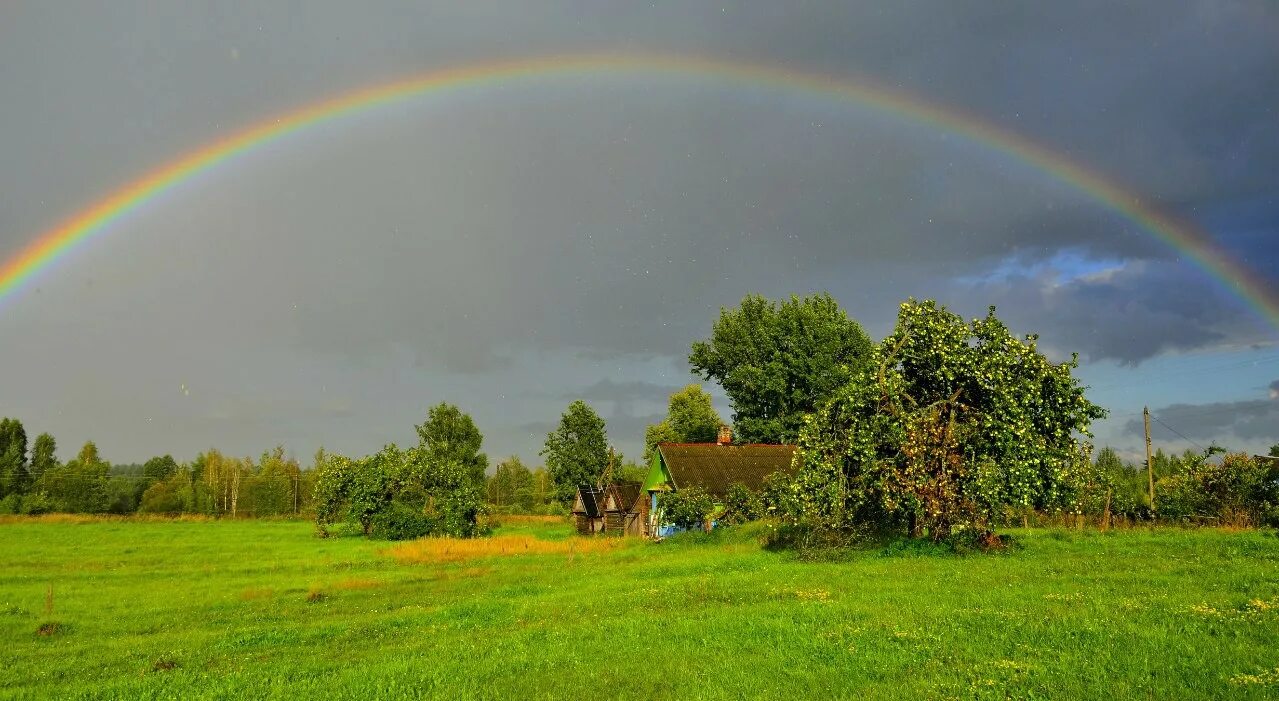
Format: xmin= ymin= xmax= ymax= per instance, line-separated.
xmin=1126 ymin=398 xmax=1279 ymax=443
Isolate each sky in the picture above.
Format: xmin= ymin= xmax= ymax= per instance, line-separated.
xmin=1 ymin=1 xmax=1277 ymax=467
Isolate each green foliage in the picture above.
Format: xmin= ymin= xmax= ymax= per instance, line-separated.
xmin=719 ymin=482 xmax=764 ymax=525
xmin=0 ymin=418 xmax=31 ymax=497
xmin=1155 ymin=452 xmax=1279 ymax=526
xmin=345 ymin=451 xmax=397 ymax=536
xmin=689 ymin=293 xmax=872 ymax=444
xmin=369 ymin=501 xmax=435 ymax=540
xmin=541 ymin=400 xmax=609 ymax=504
xmin=643 ymin=422 xmax=679 ymax=461
xmin=104 ymin=476 xmax=145 ymax=514
xmin=142 ymin=455 xmax=179 ymax=482
xmin=615 ymin=459 xmax=647 ymax=485
xmin=313 ymin=443 xmax=485 ymax=539
xmin=644 ymin=385 xmax=724 ymax=460
xmin=240 ymin=446 xmax=302 ymax=517
xmin=415 ymin=403 xmax=488 ymax=487
xmin=487 ymin=456 xmax=536 ymax=512
xmin=1093 ymin=446 xmax=1144 ymax=518
xmin=794 ymin=300 xmax=1106 ymax=541
xmin=38 ymin=441 xmax=111 ymax=513
xmin=28 ymin=433 xmax=57 ymax=483
xmin=138 ymin=479 xmax=184 ymax=514
xmin=660 ymin=486 xmax=715 ymax=531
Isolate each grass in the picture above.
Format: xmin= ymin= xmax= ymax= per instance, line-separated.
xmin=0 ymin=518 xmax=1276 ymax=699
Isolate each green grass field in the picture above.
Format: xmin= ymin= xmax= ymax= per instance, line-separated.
xmin=2 ymin=517 xmax=1277 ymax=700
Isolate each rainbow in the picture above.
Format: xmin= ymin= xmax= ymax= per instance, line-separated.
xmin=2 ymin=53 xmax=1277 ymax=328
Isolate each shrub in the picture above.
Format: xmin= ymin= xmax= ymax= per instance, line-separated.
xmin=369 ymin=501 xmax=434 ymax=541
xmin=0 ymin=494 xmax=20 ymax=515
xmin=138 ymin=481 xmax=184 ymax=514
xmin=720 ymin=482 xmax=764 ymax=525
xmin=661 ymin=486 xmax=715 ymax=532
xmin=20 ymin=493 xmax=52 ymax=515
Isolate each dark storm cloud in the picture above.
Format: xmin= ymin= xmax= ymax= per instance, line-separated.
xmin=951 ymin=258 xmax=1266 ymax=365
xmin=1126 ymin=395 xmax=1279 ymax=443
xmin=2 ymin=1 xmax=1276 ymax=463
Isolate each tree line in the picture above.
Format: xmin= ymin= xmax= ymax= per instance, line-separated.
xmin=4 ymin=292 xmax=1275 ymax=544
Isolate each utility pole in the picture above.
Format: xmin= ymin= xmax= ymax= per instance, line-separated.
xmin=1143 ymin=406 xmax=1155 ymax=511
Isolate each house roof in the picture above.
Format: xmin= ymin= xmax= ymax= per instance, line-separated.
xmin=606 ymin=481 xmax=644 ymax=513
xmin=655 ymin=443 xmax=798 ymax=496
xmin=574 ymin=484 xmax=603 ymax=518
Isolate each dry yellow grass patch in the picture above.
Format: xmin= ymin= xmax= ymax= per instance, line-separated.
xmin=239 ymin=587 xmax=274 ymax=600
xmin=386 ymin=534 xmax=627 ymax=564
xmin=333 ymin=578 xmax=381 ymax=591
xmin=487 ymin=514 xmax=569 ymax=526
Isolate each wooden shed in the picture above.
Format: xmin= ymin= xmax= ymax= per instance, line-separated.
xmin=572 ymin=481 xmax=646 ymax=536
xmin=571 ymin=484 xmax=606 ymax=535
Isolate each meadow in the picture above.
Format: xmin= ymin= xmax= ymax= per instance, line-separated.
xmin=2 ymin=517 xmax=1277 ymax=700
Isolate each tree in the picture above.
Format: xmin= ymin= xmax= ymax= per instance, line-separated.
xmin=689 ymin=293 xmax=872 ymax=444
xmin=29 ymin=433 xmax=57 ymax=483
xmin=1270 ymin=444 xmax=1279 ymax=458
xmin=143 ymin=455 xmax=179 ymax=482
xmin=487 ymin=456 xmax=534 ymax=512
xmin=792 ymin=300 xmax=1106 ymax=542
xmin=0 ymin=418 xmax=30 ymax=496
xmin=541 ymin=400 xmax=609 ymax=504
xmin=416 ymin=403 xmax=488 ymax=487
xmin=40 ymin=441 xmax=111 ymax=513
xmin=644 ymin=385 xmax=724 ymax=460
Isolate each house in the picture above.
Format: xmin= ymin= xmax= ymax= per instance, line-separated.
xmin=571 ymin=480 xmax=646 ymax=536
xmin=642 ymin=427 xmax=798 ymax=536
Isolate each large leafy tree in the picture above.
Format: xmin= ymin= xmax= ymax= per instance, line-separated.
xmin=0 ymin=418 xmax=30 ymax=496
xmin=644 ymin=385 xmax=723 ymax=460
xmin=689 ymin=293 xmax=872 ymax=444
xmin=792 ymin=300 xmax=1106 ymax=541
xmin=415 ymin=403 xmax=488 ymax=487
xmin=541 ymin=400 xmax=609 ymax=504
xmin=143 ymin=454 xmax=179 ymax=482
xmin=29 ymin=433 xmax=57 ymax=482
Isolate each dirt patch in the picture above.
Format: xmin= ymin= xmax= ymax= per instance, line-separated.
xmin=36 ymin=621 xmax=64 ymax=636
xmin=151 ymin=658 xmax=178 ymax=672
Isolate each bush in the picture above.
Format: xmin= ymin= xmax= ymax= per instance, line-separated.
xmin=1155 ymin=453 xmax=1278 ymax=526
xmin=0 ymin=494 xmax=21 ymax=514
xmin=138 ymin=481 xmax=184 ymax=514
xmin=369 ymin=501 xmax=434 ymax=541
xmin=20 ymin=493 xmax=52 ymax=515
xmin=661 ymin=486 xmax=715 ymax=532
xmin=720 ymin=482 xmax=764 ymax=525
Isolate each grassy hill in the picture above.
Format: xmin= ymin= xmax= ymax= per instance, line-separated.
xmin=1 ymin=516 xmax=1277 ymax=699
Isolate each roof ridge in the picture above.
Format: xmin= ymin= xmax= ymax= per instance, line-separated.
xmin=657 ymin=442 xmax=797 ymax=448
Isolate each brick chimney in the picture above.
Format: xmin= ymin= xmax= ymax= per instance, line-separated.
xmin=717 ymin=425 xmax=732 ymax=445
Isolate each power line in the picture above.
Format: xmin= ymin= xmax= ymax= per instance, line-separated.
xmin=1150 ymin=414 xmax=1208 ymax=452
